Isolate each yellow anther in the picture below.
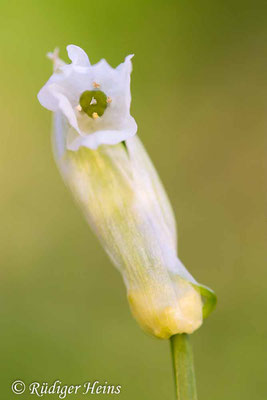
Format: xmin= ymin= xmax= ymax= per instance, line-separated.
xmin=106 ymin=97 xmax=112 ymax=104
xmin=76 ymin=104 xmax=82 ymax=112
xmin=92 ymin=112 xmax=99 ymax=119
xmin=93 ymin=82 xmax=100 ymax=89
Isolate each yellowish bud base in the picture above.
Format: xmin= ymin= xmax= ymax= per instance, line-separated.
xmin=128 ymin=279 xmax=203 ymax=339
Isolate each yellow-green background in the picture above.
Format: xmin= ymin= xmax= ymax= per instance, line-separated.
xmin=0 ymin=0 xmax=266 ymax=399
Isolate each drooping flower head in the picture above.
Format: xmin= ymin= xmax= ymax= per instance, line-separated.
xmin=38 ymin=45 xmax=216 ymax=339
xmin=38 ymin=45 xmax=137 ymax=151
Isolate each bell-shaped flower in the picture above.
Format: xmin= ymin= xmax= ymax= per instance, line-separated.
xmin=38 ymin=45 xmax=137 ymax=151
xmin=38 ymin=45 xmax=216 ymax=339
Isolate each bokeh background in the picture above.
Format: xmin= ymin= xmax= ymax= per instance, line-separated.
xmin=0 ymin=0 xmax=266 ymax=399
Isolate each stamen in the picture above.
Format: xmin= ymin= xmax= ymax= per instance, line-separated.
xmin=92 ymin=112 xmax=99 ymax=119
xmin=76 ymin=104 xmax=82 ymax=111
xmin=93 ymin=82 xmax=100 ymax=89
xmin=107 ymin=97 xmax=112 ymax=104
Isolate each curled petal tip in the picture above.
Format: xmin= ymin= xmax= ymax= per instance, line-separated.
xmin=66 ymin=44 xmax=90 ymax=66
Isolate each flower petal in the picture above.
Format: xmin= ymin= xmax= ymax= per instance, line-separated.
xmin=67 ymin=117 xmax=137 ymax=151
xmin=67 ymin=44 xmax=90 ymax=66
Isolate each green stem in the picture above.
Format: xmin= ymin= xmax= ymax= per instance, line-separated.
xmin=170 ymin=334 xmax=198 ymax=400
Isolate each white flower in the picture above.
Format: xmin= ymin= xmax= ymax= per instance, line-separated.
xmin=38 ymin=45 xmax=137 ymax=150
xmin=38 ymin=46 xmax=216 ymax=339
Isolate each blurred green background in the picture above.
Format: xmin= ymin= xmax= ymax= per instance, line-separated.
xmin=0 ymin=0 xmax=266 ymax=399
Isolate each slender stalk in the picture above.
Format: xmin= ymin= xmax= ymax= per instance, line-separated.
xmin=170 ymin=334 xmax=198 ymax=400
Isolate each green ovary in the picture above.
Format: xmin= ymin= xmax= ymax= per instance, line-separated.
xmin=79 ymin=90 xmax=108 ymax=117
